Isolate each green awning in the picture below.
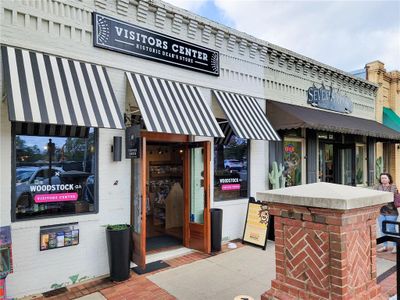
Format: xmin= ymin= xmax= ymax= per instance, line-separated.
xmin=383 ymin=107 xmax=400 ymax=133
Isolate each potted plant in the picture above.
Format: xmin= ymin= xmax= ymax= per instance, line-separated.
xmin=105 ymin=224 xmax=131 ymax=281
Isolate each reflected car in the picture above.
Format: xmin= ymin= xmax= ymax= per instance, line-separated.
xmin=16 ymin=166 xmax=64 ymax=209
xmin=223 ymin=159 xmax=243 ymax=171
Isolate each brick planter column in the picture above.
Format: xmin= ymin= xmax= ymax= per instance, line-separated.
xmin=257 ymin=183 xmax=392 ymax=300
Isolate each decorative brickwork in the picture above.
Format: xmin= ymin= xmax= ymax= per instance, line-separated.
xmin=284 ymin=226 xmax=330 ymax=291
xmin=346 ymin=228 xmax=371 ymax=290
xmin=262 ymin=203 xmax=385 ymax=300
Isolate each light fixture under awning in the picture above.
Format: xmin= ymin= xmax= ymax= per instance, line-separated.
xmin=213 ymin=90 xmax=281 ymax=141
xmin=1 ymin=46 xmax=124 ymax=129
xmin=126 ymin=72 xmax=224 ymax=138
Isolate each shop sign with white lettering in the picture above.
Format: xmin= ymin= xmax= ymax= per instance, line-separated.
xmin=307 ymin=83 xmax=353 ymax=114
xmin=93 ymin=13 xmax=220 ymax=76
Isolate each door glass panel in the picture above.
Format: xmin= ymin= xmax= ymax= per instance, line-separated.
xmin=319 ymin=144 xmax=334 ymax=183
xmin=340 ymin=148 xmax=353 ymax=185
xmin=132 ymin=157 xmax=142 ymax=233
xmin=356 ymin=145 xmax=366 ymax=186
xmin=190 ymin=147 xmax=204 ymax=224
xmin=283 ymin=140 xmax=303 ymax=187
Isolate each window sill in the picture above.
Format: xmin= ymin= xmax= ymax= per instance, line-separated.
xmin=11 ymin=212 xmax=100 ymax=229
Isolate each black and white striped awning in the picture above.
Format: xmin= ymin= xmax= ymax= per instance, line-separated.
xmin=126 ymin=72 xmax=223 ymax=137
xmin=1 ymin=46 xmax=124 ymax=129
xmin=214 ymin=121 xmax=235 ymax=145
xmin=213 ymin=90 xmax=280 ymax=141
xmin=13 ymin=122 xmax=89 ymax=138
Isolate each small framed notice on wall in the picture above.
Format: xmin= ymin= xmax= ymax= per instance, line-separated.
xmin=242 ymin=198 xmax=269 ymax=250
xmin=40 ymin=223 xmax=79 ymax=251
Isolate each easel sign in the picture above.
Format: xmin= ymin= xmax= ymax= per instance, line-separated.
xmin=242 ymin=197 xmax=269 ymax=250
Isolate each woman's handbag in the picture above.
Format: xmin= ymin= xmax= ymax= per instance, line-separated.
xmin=394 ymin=193 xmax=400 ymax=208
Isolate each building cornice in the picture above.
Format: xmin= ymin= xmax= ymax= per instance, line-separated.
xmin=149 ymin=0 xmax=378 ymax=92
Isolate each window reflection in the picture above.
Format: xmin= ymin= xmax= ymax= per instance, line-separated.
xmin=15 ymin=129 xmax=96 ymax=220
xmin=214 ymin=135 xmax=248 ymax=201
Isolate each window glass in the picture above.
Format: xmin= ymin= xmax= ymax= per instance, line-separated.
xmin=283 ymin=140 xmax=303 ymax=186
xmin=214 ymin=135 xmax=248 ymax=201
xmin=356 ymin=144 xmax=367 ymax=186
xmin=15 ymin=129 xmax=96 ymax=220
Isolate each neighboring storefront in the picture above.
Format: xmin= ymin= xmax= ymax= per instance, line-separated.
xmin=1 ymin=1 xmax=399 ymax=298
xmin=265 ymin=63 xmax=400 ymax=188
xmin=365 ymin=61 xmax=400 ymax=187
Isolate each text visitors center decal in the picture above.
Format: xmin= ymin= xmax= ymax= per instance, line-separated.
xmin=93 ymin=13 xmax=220 ymax=76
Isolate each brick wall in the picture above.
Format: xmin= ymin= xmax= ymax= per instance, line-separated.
xmin=263 ymin=203 xmax=384 ymax=300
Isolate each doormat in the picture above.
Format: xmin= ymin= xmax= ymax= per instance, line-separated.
xmin=132 ymin=260 xmax=170 ymax=275
xmin=42 ymin=287 xmax=68 ymax=298
xmin=146 ymin=235 xmax=182 ymax=252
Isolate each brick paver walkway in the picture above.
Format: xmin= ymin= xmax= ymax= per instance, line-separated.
xmin=32 ymin=242 xmax=242 ymax=300
xmin=377 ymin=251 xmax=398 ymax=299
xmin=29 ymin=242 xmax=396 ymax=300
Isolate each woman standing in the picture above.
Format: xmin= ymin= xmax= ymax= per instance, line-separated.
xmin=375 ymin=172 xmax=398 ymax=253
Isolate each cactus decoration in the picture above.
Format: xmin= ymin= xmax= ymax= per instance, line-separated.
xmin=375 ymin=156 xmax=383 ymax=181
xmin=268 ymin=161 xmax=286 ymax=189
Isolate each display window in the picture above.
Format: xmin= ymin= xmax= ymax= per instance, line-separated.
xmin=283 ymin=138 xmax=305 ymax=187
xmin=214 ymin=135 xmax=248 ymax=201
xmin=13 ymin=125 xmax=97 ymax=220
xmin=356 ymin=144 xmax=367 ymax=186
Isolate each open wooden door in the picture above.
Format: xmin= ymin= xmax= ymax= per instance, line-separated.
xmin=184 ymin=141 xmax=211 ymax=253
xmin=130 ymin=137 xmax=146 ymax=269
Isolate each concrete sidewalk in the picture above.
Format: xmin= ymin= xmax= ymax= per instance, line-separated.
xmin=148 ymin=244 xmax=275 ymax=300
xmin=71 ymin=241 xmax=396 ymax=300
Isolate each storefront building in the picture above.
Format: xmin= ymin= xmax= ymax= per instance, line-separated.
xmin=365 ymin=61 xmax=400 ymax=187
xmin=1 ymin=0 xmax=400 ymax=298
xmin=265 ymin=60 xmax=400 ymax=188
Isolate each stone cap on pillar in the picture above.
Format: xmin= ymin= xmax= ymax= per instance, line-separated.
xmin=256 ymin=182 xmax=392 ymax=210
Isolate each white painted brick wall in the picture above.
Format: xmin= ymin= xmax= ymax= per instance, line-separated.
xmin=0 ymin=0 xmax=378 ymax=297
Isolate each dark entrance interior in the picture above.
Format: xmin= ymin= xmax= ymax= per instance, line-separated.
xmin=146 ymin=142 xmax=184 ymax=253
xmin=319 ymin=142 xmax=355 ymax=186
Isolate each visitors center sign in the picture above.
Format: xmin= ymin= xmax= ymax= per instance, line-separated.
xmin=93 ymin=13 xmax=220 ymax=76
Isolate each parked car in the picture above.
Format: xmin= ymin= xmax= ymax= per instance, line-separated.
xmin=224 ymin=159 xmax=243 ymax=171
xmin=16 ymin=166 xmax=64 ymax=210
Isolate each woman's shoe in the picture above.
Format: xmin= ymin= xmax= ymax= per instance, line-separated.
xmin=377 ymin=246 xmax=387 ymax=253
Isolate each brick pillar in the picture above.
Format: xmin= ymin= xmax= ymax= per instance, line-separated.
xmin=261 ymin=203 xmax=384 ymax=300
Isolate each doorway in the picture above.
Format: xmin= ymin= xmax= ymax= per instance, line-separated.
xmin=146 ymin=142 xmax=184 ymax=253
xmin=318 ymin=142 xmax=355 ymax=186
xmin=130 ymin=132 xmax=211 ymax=270
xmin=318 ymin=143 xmax=334 ymax=183
xmin=335 ymin=145 xmax=355 ymax=186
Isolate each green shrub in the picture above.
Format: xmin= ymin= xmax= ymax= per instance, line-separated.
xmin=106 ymin=224 xmax=129 ymax=231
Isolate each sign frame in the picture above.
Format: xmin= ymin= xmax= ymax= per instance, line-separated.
xmin=242 ymin=197 xmax=270 ymax=250
xmin=93 ymin=13 xmax=220 ymax=76
xmin=39 ymin=222 xmax=79 ymax=251
xmin=125 ymin=125 xmax=141 ymax=159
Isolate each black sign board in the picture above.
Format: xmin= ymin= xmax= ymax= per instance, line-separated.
xmin=126 ymin=125 xmax=141 ymax=159
xmin=307 ymin=83 xmax=353 ymax=114
xmin=242 ymin=198 xmax=269 ymax=250
xmin=93 ymin=13 xmax=220 ymax=76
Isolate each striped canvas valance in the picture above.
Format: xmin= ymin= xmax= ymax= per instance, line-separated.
xmin=13 ymin=122 xmax=89 ymax=138
xmin=2 ymin=46 xmax=124 ymax=129
xmin=214 ymin=121 xmax=235 ymax=145
xmin=213 ymin=90 xmax=280 ymax=141
xmin=126 ymin=72 xmax=223 ymax=138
